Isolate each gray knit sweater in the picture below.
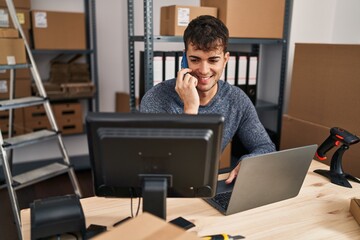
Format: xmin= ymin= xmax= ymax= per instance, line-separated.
xmin=140 ymin=79 xmax=276 ymax=162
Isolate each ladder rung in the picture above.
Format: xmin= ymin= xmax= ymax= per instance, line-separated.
xmin=12 ymin=163 xmax=70 ymax=190
xmin=0 ymin=97 xmax=46 ymax=110
xmin=0 ymin=63 xmax=31 ymax=70
xmin=2 ymin=130 xmax=58 ymax=150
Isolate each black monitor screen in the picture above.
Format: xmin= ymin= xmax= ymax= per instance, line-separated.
xmin=86 ymin=112 xmax=224 ymax=218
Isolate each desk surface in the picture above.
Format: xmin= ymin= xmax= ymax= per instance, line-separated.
xmin=21 ymin=161 xmax=360 ymax=240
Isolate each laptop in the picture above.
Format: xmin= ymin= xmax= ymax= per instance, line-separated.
xmin=204 ymin=144 xmax=317 ymax=215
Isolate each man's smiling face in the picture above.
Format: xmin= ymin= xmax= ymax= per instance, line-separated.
xmin=186 ymin=43 xmax=229 ymax=94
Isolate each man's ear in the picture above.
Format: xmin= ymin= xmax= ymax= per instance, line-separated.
xmin=223 ymin=51 xmax=230 ymax=67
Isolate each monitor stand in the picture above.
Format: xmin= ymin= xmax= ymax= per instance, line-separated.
xmin=141 ymin=175 xmax=172 ymax=220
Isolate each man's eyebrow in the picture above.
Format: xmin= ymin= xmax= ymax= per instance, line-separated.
xmin=188 ymin=56 xmax=221 ymax=60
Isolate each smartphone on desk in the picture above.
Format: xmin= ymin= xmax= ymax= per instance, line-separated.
xmin=181 ymin=52 xmax=189 ymax=69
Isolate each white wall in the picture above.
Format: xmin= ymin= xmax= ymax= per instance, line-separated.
xmin=284 ymin=0 xmax=360 ymax=112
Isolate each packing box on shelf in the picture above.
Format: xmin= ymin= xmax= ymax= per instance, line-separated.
xmin=23 ymin=105 xmax=48 ymax=123
xmin=280 ymin=114 xmax=360 ymax=178
xmin=160 ymin=5 xmax=217 ymax=36
xmin=0 ymin=108 xmax=25 ymax=137
xmin=0 ymin=38 xmax=26 ymax=64
xmin=0 ymin=68 xmax=31 ymax=78
xmin=33 ymin=82 xmax=95 ymax=100
xmin=288 ymin=43 xmax=360 ymax=134
xmin=0 ymin=28 xmax=19 ymax=38
xmin=0 ymin=0 xmax=30 ymax=9
xmin=201 ymin=0 xmax=285 ymax=38
xmin=115 ymin=92 xmax=139 ymax=112
xmin=53 ymin=102 xmax=83 ymax=134
xmin=31 ymin=10 xmax=86 ymax=50
xmin=0 ymin=78 xmax=31 ymax=99
xmin=0 ymin=8 xmax=31 ymax=29
xmin=23 ymin=103 xmax=84 ymax=135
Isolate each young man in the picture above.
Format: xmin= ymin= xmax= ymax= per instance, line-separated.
xmin=140 ymin=15 xmax=275 ymax=183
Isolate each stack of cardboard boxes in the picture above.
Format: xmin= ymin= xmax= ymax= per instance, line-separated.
xmin=281 ymin=43 xmax=360 ymax=178
xmin=160 ymin=0 xmax=286 ymax=38
xmin=0 ymin=0 xmax=89 ymax=136
xmin=0 ymin=0 xmax=30 ymax=137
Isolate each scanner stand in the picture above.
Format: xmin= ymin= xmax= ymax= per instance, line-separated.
xmin=314 ymin=144 xmax=360 ymax=188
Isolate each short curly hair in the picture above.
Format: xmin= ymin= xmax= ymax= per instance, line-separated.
xmin=183 ymin=15 xmax=229 ymax=53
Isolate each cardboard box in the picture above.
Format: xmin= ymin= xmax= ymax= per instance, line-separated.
xmin=52 ymin=102 xmax=82 ymax=120
xmin=0 ymin=8 xmax=31 ymax=29
xmin=57 ymin=116 xmax=83 ymax=135
xmin=0 ymin=38 xmax=27 ymax=64
xmin=53 ymin=102 xmax=83 ymax=135
xmin=93 ymin=212 xmax=199 ymax=240
xmin=0 ymin=28 xmax=19 ymax=38
xmin=23 ymin=103 xmax=84 ymax=135
xmin=288 ymin=43 xmax=360 ymax=134
xmin=0 ymin=0 xmax=30 ymax=9
xmin=0 ymin=78 xmax=31 ymax=99
xmin=24 ymin=105 xmax=48 ymax=123
xmin=0 ymin=68 xmax=31 ymax=79
xmin=0 ymin=108 xmax=25 ymax=138
xmin=31 ymin=10 xmax=86 ymax=50
xmin=160 ymin=5 xmax=217 ymax=36
xmin=115 ymin=92 xmax=139 ymax=112
xmin=280 ymin=114 xmax=360 ymax=178
xmin=220 ymin=142 xmax=231 ymax=169
xmin=201 ymin=0 xmax=285 ymax=38
xmin=350 ymin=198 xmax=360 ymax=226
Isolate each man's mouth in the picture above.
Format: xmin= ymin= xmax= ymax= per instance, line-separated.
xmin=197 ymin=76 xmax=212 ymax=84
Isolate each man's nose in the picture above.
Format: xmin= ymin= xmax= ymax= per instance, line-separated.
xmin=198 ymin=61 xmax=210 ymax=74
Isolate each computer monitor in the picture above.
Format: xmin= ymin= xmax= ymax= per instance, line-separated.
xmin=86 ymin=112 xmax=224 ymax=219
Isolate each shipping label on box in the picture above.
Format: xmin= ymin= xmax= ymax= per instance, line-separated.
xmin=34 ymin=11 xmax=47 ymax=28
xmin=160 ymin=5 xmax=217 ymax=36
xmin=0 ymin=79 xmax=8 ymax=94
xmin=177 ymin=7 xmax=190 ymax=26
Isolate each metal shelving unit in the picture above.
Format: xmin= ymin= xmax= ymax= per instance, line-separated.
xmin=127 ymin=0 xmax=293 ymax=148
xmin=30 ymin=0 xmax=99 ymax=112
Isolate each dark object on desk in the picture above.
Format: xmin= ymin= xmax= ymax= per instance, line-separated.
xmin=86 ymin=224 xmax=107 ymax=239
xmin=113 ymin=216 xmax=132 ymax=227
xmin=169 ymin=216 xmax=195 ymax=230
xmin=314 ymin=127 xmax=360 ymax=188
xmin=30 ymin=194 xmax=86 ymax=240
xmin=204 ymin=145 xmax=317 ymax=215
xmin=86 ymin=112 xmax=224 ymax=220
xmin=201 ymin=233 xmax=245 ymax=239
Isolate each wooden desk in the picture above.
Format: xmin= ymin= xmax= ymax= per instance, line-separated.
xmin=21 ymin=161 xmax=360 ymax=239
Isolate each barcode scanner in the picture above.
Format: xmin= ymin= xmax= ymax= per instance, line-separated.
xmin=314 ymin=127 xmax=360 ymax=188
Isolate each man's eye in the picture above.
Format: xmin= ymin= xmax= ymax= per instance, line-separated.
xmin=209 ymin=59 xmax=219 ymax=64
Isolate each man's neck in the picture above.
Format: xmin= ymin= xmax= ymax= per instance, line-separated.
xmin=198 ymin=83 xmax=218 ymax=106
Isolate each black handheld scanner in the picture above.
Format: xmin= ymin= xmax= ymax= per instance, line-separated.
xmin=316 ymin=127 xmax=360 ymax=160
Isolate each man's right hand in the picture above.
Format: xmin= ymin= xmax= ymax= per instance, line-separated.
xmin=175 ymin=69 xmax=200 ymax=114
xmin=225 ymin=163 xmax=240 ymax=184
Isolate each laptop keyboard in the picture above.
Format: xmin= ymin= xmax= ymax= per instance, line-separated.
xmin=212 ymin=191 xmax=232 ymax=210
